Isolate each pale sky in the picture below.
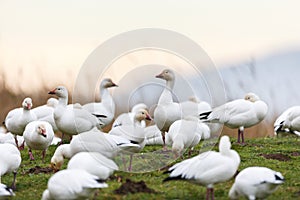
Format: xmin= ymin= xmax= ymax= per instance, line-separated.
xmin=1 ymin=0 xmax=300 ymax=91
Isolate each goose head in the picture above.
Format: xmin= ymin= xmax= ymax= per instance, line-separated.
xmin=48 ymin=86 xmax=68 ymax=98
xmin=22 ymin=97 xmax=33 ymax=110
xmin=50 ymin=154 xmax=64 ymax=172
xmin=244 ymin=93 xmax=260 ymax=102
xmin=36 ymin=124 xmax=47 ymax=138
xmin=101 ymin=78 xmax=118 ymax=89
xmin=135 ymin=109 xmax=152 ymax=122
xmin=155 ymin=69 xmax=175 ymax=82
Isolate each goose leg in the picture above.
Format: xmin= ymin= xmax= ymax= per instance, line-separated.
xmin=206 ymin=187 xmax=211 ymax=200
xmin=19 ymin=140 xmax=25 ymax=150
xmin=14 ymin=135 xmax=19 ymax=149
xmin=211 ymin=188 xmax=215 ymax=200
xmin=28 ymin=149 xmax=35 ymax=160
xmin=128 ymin=155 xmax=133 ymax=172
xmin=11 ymin=170 xmax=17 ymax=191
xmin=162 ymin=132 xmax=167 ymax=151
xmin=42 ymin=149 xmax=46 ymax=162
xmin=237 ymin=129 xmax=241 ymax=144
xmin=59 ymin=133 xmax=64 ymax=145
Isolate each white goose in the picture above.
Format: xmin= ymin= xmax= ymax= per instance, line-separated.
xmin=50 ymin=127 xmax=139 ymax=171
xmin=41 ymin=169 xmax=108 ymax=200
xmin=112 ymin=103 xmax=148 ymax=128
xmin=48 ymin=86 xmax=104 ymax=141
xmin=180 ymin=96 xmax=212 ymax=118
xmin=229 ymin=167 xmax=284 ymax=200
xmin=32 ymin=98 xmax=58 ymax=132
xmin=164 ymin=135 xmax=240 ymax=200
xmin=0 ymin=183 xmax=14 ymax=198
xmin=67 ymin=152 xmax=118 ymax=180
xmin=23 ymin=121 xmax=54 ymax=161
xmin=4 ymin=97 xmax=37 ymax=149
xmin=0 ymin=143 xmax=22 ymax=190
xmin=200 ymin=93 xmax=268 ymax=144
xmin=154 ymin=69 xmax=181 ymax=149
xmin=166 ymin=116 xmax=210 ymax=157
xmin=83 ymin=78 xmax=117 ymax=128
xmin=274 ymin=106 xmax=300 ymax=136
xmin=109 ymin=108 xmax=151 ymax=171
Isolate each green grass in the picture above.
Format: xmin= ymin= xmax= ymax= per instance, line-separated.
xmin=2 ymin=135 xmax=300 ymax=199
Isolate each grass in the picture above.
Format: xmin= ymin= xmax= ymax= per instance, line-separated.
xmin=2 ymin=135 xmax=300 ymax=200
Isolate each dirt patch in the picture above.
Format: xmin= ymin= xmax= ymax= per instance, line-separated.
xmin=291 ymin=152 xmax=300 ymax=156
xmin=260 ymin=153 xmax=291 ymax=161
xmin=27 ymin=166 xmax=54 ymax=174
xmin=114 ymin=179 xmax=157 ymax=194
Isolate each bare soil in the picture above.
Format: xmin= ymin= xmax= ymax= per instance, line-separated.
xmin=114 ymin=178 xmax=157 ymax=194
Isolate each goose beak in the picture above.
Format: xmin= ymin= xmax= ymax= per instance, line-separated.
xmin=111 ymin=82 xmax=118 ymax=87
xmin=146 ymin=114 xmax=152 ymax=121
xmin=155 ymin=72 xmax=164 ymax=79
xmin=48 ymin=89 xmax=56 ymax=94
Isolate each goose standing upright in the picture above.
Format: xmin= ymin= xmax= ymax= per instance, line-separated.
xmin=164 ymin=135 xmax=240 ymax=200
xmin=83 ymin=78 xmax=118 ymax=128
xmin=23 ymin=121 xmax=54 ymax=161
xmin=41 ymin=169 xmax=108 ymax=200
xmin=229 ymin=167 xmax=284 ymax=200
xmin=154 ymin=69 xmax=181 ymax=150
xmin=0 ymin=143 xmax=22 ymax=190
xmin=48 ymin=86 xmax=104 ymax=142
xmin=200 ymin=93 xmax=268 ymax=144
xmin=4 ymin=97 xmax=37 ymax=149
xmin=109 ymin=108 xmax=152 ymax=171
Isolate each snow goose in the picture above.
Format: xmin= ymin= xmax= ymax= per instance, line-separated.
xmin=166 ymin=116 xmax=210 ymax=157
xmin=48 ymin=86 xmax=105 ymax=142
xmin=0 ymin=183 xmax=14 ymax=198
xmin=0 ymin=143 xmax=22 ymax=190
xmin=67 ymin=152 xmax=118 ymax=180
xmin=83 ymin=78 xmax=117 ymax=128
xmin=41 ymin=169 xmax=108 ymax=200
xmin=50 ymin=127 xmax=139 ymax=171
xmin=23 ymin=121 xmax=54 ymax=161
xmin=200 ymin=93 xmax=268 ymax=144
xmin=274 ymin=106 xmax=300 ymax=136
xmin=154 ymin=69 xmax=181 ymax=149
xmin=229 ymin=167 xmax=284 ymax=200
xmin=112 ymin=103 xmax=148 ymax=128
xmin=32 ymin=98 xmax=58 ymax=132
xmin=109 ymin=108 xmax=151 ymax=171
xmin=4 ymin=97 xmax=37 ymax=149
xmin=164 ymin=135 xmax=240 ymax=200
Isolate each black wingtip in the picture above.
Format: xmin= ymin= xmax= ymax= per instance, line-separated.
xmin=199 ymin=111 xmax=212 ymax=120
xmin=93 ymin=114 xmax=107 ymax=118
xmin=96 ymin=179 xmax=106 ymax=184
xmin=275 ymin=174 xmax=284 ymax=182
xmin=163 ymin=175 xmax=185 ymax=183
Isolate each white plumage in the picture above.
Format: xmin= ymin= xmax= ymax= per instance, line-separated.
xmin=23 ymin=121 xmax=54 ymax=161
xmin=67 ymin=152 xmax=118 ymax=180
xmin=154 ymin=69 xmax=181 ymax=149
xmin=112 ymin=103 xmax=148 ymax=128
xmin=274 ymin=106 xmax=300 ymax=136
xmin=164 ymin=135 xmax=240 ymax=200
xmin=32 ymin=98 xmax=58 ymax=132
xmin=83 ymin=78 xmax=117 ymax=128
xmin=4 ymin=97 xmax=37 ymax=148
xmin=48 ymin=86 xmax=103 ymax=140
xmin=166 ymin=116 xmax=210 ymax=157
xmin=0 ymin=183 xmax=14 ymax=198
xmin=50 ymin=127 xmax=139 ymax=170
xmin=0 ymin=143 xmax=22 ymax=190
xmin=229 ymin=167 xmax=284 ymax=200
xmin=200 ymin=93 xmax=268 ymax=144
xmin=41 ymin=169 xmax=108 ymax=200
